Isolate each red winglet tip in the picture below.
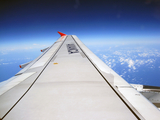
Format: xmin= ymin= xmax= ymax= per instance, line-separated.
xmin=58 ymin=31 xmax=66 ymax=37
xmin=41 ymin=50 xmax=42 ymax=52
xmin=19 ymin=65 xmax=22 ymax=68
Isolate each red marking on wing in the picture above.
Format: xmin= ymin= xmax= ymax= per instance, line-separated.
xmin=58 ymin=31 xmax=67 ymax=37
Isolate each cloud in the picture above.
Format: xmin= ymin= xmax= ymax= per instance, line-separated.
xmin=33 ymin=44 xmax=39 ymax=46
xmin=138 ymin=53 xmax=148 ymax=57
xmin=102 ymin=55 xmax=108 ymax=59
xmin=119 ymin=57 xmax=136 ymax=70
xmin=113 ymin=51 xmax=122 ymax=55
xmin=2 ymin=63 xmax=10 ymax=65
xmin=100 ymin=45 xmax=160 ymax=72
xmin=128 ymin=59 xmax=136 ymax=70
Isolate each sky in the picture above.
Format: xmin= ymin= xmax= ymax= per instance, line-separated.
xmin=0 ymin=0 xmax=160 ymax=84
xmin=1 ymin=0 xmax=160 ymax=46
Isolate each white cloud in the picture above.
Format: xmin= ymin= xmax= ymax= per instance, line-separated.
xmin=24 ymin=47 xmax=33 ymax=50
xmin=3 ymin=63 xmax=9 ymax=65
xmin=119 ymin=57 xmax=136 ymax=70
xmin=138 ymin=53 xmax=147 ymax=57
xmin=121 ymin=62 xmax=124 ymax=65
xmin=113 ymin=51 xmax=122 ymax=55
xmin=102 ymin=55 xmax=108 ymax=60
xmin=33 ymin=44 xmax=38 ymax=46
xmin=128 ymin=59 xmax=136 ymax=70
xmin=119 ymin=57 xmax=124 ymax=62
xmin=97 ymin=45 xmax=160 ymax=74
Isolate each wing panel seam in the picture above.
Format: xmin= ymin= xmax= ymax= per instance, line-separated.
xmin=1 ymin=36 xmax=68 ymax=120
xmin=71 ymin=35 xmax=142 ymax=120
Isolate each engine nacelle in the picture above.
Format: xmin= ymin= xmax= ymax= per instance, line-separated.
xmin=19 ymin=61 xmax=32 ymax=69
xmin=40 ymin=47 xmax=49 ymax=52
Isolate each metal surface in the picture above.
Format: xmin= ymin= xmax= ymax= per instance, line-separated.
xmin=0 ymin=34 xmax=160 ymax=120
xmin=73 ymin=35 xmax=160 ymax=119
xmin=66 ymin=44 xmax=79 ymax=54
xmin=132 ymin=84 xmax=160 ymax=108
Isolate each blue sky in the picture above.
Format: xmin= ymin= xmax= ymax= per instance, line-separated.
xmin=0 ymin=0 xmax=160 ymax=84
xmin=1 ymin=0 xmax=160 ymax=47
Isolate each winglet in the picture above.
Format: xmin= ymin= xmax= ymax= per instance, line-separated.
xmin=58 ymin=31 xmax=67 ymax=37
xmin=19 ymin=65 xmax=22 ymax=68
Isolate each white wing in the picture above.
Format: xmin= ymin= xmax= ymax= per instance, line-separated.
xmin=0 ymin=32 xmax=160 ymax=120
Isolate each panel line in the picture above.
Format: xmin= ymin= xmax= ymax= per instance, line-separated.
xmin=2 ymin=36 xmax=67 ymax=120
xmin=71 ymin=35 xmax=141 ymax=120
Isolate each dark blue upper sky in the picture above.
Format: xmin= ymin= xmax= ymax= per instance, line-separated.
xmin=0 ymin=0 xmax=160 ymax=48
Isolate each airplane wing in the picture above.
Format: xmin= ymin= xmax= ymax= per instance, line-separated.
xmin=131 ymin=84 xmax=160 ymax=109
xmin=0 ymin=32 xmax=160 ymax=120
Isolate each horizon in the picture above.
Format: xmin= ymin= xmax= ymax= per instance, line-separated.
xmin=0 ymin=0 xmax=160 ymax=86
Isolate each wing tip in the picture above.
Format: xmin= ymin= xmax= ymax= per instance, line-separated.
xmin=58 ymin=31 xmax=67 ymax=37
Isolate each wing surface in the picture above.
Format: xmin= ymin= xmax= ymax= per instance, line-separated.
xmin=0 ymin=33 xmax=160 ymax=120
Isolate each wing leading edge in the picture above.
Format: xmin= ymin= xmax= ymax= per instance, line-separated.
xmin=0 ymin=32 xmax=160 ymax=120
